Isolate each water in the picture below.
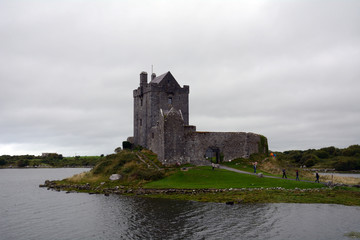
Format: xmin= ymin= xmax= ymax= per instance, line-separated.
xmin=1 ymin=168 xmax=360 ymax=240
xmin=319 ymin=172 xmax=360 ymax=178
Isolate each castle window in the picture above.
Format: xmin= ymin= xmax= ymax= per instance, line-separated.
xmin=152 ymin=133 xmax=154 ymax=139
xmin=168 ymin=97 xmax=172 ymax=105
xmin=140 ymin=98 xmax=143 ymax=106
xmin=140 ymin=119 xmax=142 ymax=126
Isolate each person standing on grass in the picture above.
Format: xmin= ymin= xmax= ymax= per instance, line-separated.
xmin=253 ymin=162 xmax=257 ymax=173
xmin=315 ymin=171 xmax=320 ymax=183
xmin=282 ymin=168 xmax=287 ymax=179
xmin=295 ymin=169 xmax=300 ymax=181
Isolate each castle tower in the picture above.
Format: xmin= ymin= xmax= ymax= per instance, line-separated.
xmin=133 ymin=71 xmax=189 ymax=148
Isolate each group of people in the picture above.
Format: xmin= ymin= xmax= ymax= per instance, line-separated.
xmin=282 ymin=168 xmax=320 ymax=182
xmin=253 ymin=162 xmax=321 ymax=182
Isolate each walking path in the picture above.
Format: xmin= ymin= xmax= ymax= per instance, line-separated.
xmin=219 ymin=165 xmax=320 ymax=184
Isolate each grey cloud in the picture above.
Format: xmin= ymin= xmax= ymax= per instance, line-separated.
xmin=1 ymin=0 xmax=359 ymax=156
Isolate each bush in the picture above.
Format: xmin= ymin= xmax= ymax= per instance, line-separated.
xmin=92 ymin=160 xmax=113 ymax=175
xmin=17 ymin=159 xmax=29 ymax=168
xmin=334 ymin=157 xmax=360 ymax=171
xmin=301 ymin=154 xmax=318 ymax=167
xmin=131 ymin=168 xmax=164 ymax=181
xmin=0 ymin=159 xmax=7 ymax=166
xmin=316 ymin=150 xmax=329 ymax=159
xmin=122 ymin=141 xmax=133 ymax=150
xmin=121 ymin=161 xmax=137 ymax=174
xmin=342 ymin=145 xmax=360 ymax=157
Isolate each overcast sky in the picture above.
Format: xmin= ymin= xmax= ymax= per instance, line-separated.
xmin=1 ymin=0 xmax=359 ymax=156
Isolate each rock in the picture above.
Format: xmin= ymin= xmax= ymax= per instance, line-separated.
xmin=325 ymin=181 xmax=333 ymax=187
xmin=109 ymin=174 xmax=121 ymax=181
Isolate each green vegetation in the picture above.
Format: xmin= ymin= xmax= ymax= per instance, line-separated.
xmin=0 ymin=154 xmax=103 ymax=168
xmin=259 ymin=135 xmax=269 ymax=155
xmin=122 ymin=141 xmax=133 ymax=150
xmin=144 ymin=188 xmax=360 ymax=206
xmin=344 ymin=232 xmax=360 ymax=239
xmin=61 ymin=150 xmax=166 ymax=188
xmin=274 ymin=145 xmax=360 ymax=171
xmin=144 ymin=166 xmax=322 ymax=189
xmin=40 ymin=147 xmax=360 ymax=206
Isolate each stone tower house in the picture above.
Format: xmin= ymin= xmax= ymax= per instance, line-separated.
xmin=133 ymin=71 xmax=189 ymax=148
xmin=132 ymin=71 xmax=268 ymax=165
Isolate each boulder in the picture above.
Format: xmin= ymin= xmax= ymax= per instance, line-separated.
xmin=109 ymin=174 xmax=121 ymax=181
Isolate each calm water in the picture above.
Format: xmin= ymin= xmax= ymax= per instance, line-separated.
xmin=319 ymin=172 xmax=360 ymax=178
xmin=1 ymin=168 xmax=360 ymax=240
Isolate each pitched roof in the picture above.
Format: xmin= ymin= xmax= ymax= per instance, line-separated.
xmin=151 ymin=71 xmax=178 ymax=84
xmin=150 ymin=72 xmax=168 ymax=84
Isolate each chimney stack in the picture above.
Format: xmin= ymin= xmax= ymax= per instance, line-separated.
xmin=151 ymin=73 xmax=156 ymax=81
xmin=140 ymin=71 xmax=148 ymax=86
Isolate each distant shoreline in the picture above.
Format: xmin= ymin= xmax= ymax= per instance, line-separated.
xmin=0 ymin=166 xmax=93 ymax=169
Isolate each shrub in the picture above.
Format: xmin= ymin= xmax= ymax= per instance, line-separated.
xmin=131 ymin=168 xmax=164 ymax=181
xmin=301 ymin=154 xmax=318 ymax=167
xmin=334 ymin=157 xmax=360 ymax=171
xmin=16 ymin=159 xmax=29 ymax=167
xmin=315 ymin=150 xmax=329 ymax=159
xmin=122 ymin=141 xmax=133 ymax=149
xmin=342 ymin=145 xmax=360 ymax=157
xmin=121 ymin=161 xmax=137 ymax=174
xmin=0 ymin=159 xmax=7 ymax=166
xmin=92 ymin=160 xmax=113 ymax=175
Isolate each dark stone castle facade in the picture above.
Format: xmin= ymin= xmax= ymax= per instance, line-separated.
xmin=131 ymin=71 xmax=268 ymax=165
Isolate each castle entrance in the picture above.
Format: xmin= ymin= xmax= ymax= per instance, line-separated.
xmin=205 ymin=147 xmax=220 ymax=164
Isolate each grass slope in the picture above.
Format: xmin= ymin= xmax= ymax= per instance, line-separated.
xmin=144 ymin=166 xmax=323 ymax=189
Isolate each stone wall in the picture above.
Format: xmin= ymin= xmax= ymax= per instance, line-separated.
xmin=153 ymin=108 xmax=265 ymax=165
xmin=184 ymin=131 xmax=262 ymax=165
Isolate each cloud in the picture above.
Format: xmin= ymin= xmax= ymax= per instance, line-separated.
xmin=1 ymin=0 xmax=359 ymax=156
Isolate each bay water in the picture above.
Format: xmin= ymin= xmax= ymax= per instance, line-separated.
xmin=1 ymin=168 xmax=359 ymax=240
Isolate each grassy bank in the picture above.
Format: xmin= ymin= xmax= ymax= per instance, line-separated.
xmin=42 ymin=150 xmax=360 ymax=206
xmin=142 ymin=188 xmax=360 ymax=206
xmin=144 ymin=167 xmax=323 ymax=189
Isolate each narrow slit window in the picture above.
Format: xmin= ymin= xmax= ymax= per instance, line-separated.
xmin=168 ymin=97 xmax=172 ymax=105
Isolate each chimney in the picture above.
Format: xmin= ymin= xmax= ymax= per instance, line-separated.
xmin=140 ymin=71 xmax=148 ymax=86
xmin=151 ymin=73 xmax=156 ymax=81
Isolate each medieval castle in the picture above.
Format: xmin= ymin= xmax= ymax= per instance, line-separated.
xmin=129 ymin=71 xmax=268 ymax=165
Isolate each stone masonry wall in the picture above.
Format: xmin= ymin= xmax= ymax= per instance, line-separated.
xmin=154 ymin=108 xmax=263 ymax=165
xmin=184 ymin=131 xmax=261 ymax=165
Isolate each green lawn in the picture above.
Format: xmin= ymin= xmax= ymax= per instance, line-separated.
xmin=144 ymin=166 xmax=323 ymax=189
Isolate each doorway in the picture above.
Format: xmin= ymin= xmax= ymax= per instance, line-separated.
xmin=205 ymin=147 xmax=220 ymax=164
